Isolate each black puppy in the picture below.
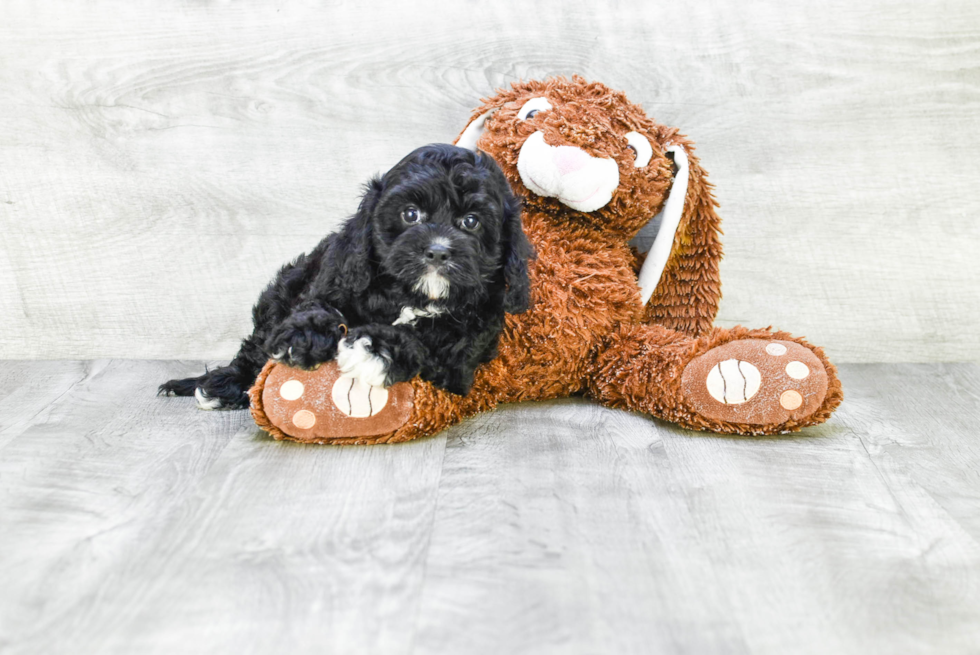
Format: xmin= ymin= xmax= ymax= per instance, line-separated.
xmin=160 ymin=144 xmax=532 ymax=409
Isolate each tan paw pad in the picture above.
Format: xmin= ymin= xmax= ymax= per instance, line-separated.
xmin=292 ymin=409 xmax=317 ymax=429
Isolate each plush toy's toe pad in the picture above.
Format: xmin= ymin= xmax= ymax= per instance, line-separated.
xmin=681 ymin=339 xmax=828 ymax=426
xmin=258 ymin=361 xmax=413 ymax=441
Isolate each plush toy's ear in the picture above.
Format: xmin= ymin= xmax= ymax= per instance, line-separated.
xmin=638 ymin=140 xmax=723 ymax=336
xmin=637 ymin=145 xmax=689 ymax=305
xmin=329 ymin=177 xmax=383 ymax=293
xmin=501 ymin=192 xmax=533 ymax=313
xmin=455 ymin=109 xmax=497 ymax=151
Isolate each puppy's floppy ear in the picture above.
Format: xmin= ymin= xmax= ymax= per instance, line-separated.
xmin=474 ymin=149 xmax=533 ymax=313
xmin=331 ymin=176 xmax=382 ymax=293
xmin=500 ymin=186 xmax=534 ymax=314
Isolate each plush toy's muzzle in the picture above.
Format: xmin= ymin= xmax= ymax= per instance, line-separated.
xmin=517 ymin=131 xmax=620 ymax=212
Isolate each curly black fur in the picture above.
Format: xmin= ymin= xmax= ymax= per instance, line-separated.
xmin=160 ymin=144 xmax=533 ymax=409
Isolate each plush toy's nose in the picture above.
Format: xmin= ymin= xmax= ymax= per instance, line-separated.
xmin=552 ymin=146 xmax=589 ymax=176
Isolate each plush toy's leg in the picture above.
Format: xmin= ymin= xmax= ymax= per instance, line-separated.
xmin=587 ymin=324 xmax=843 ymax=435
xmin=249 ymin=359 xmax=504 ymax=445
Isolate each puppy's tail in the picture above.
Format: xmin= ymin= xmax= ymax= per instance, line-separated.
xmin=158 ymin=365 xmax=253 ymax=410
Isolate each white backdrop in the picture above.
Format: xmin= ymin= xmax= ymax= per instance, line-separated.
xmin=1 ymin=0 xmax=977 ymax=363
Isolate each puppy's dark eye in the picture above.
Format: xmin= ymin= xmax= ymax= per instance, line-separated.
xmin=460 ymin=214 xmax=480 ymax=230
xmin=401 ymin=205 xmax=425 ymax=224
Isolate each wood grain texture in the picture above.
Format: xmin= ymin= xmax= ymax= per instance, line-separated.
xmin=2 ymin=360 xmax=980 ymax=653
xmin=0 ymin=1 xmax=978 ymax=362
xmin=0 ymin=360 xmax=90 ymax=451
xmin=415 ymin=363 xmax=980 ymax=655
xmin=0 ymin=359 xmax=447 ymax=655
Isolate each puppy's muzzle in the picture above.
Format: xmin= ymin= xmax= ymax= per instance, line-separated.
xmin=412 ymin=236 xmax=455 ymax=300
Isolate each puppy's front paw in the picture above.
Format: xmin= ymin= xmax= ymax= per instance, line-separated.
xmin=336 ymin=336 xmax=391 ymax=388
xmin=264 ymin=308 xmax=344 ymax=370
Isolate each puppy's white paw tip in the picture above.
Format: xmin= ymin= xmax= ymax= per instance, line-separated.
xmin=336 ymin=337 xmax=389 ymax=388
xmin=194 ymin=387 xmax=224 ymax=411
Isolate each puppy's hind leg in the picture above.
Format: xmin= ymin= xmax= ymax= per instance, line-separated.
xmin=159 ymin=365 xmax=252 ymax=410
xmin=159 ymin=337 xmax=266 ymax=410
xmin=206 ymin=364 xmax=259 ymax=409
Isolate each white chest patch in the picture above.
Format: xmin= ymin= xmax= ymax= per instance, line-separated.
xmin=413 ymin=271 xmax=450 ymax=300
xmin=392 ymin=304 xmax=444 ymax=326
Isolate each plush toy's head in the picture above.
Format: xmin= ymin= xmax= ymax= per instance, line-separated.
xmin=455 ymin=75 xmax=723 ymax=331
xmin=455 ymin=76 xmax=682 ymax=239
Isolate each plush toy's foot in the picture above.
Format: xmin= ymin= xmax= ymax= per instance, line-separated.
xmin=249 ymin=361 xmax=415 ymax=444
xmin=590 ymin=325 xmax=842 ymax=435
xmin=680 ymin=339 xmax=828 ymax=426
xmin=249 ymin=359 xmax=498 ymax=445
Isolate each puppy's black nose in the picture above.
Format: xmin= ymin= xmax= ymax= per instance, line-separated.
xmin=424 ymin=243 xmax=451 ymax=263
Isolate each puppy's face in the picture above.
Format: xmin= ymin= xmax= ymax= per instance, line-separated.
xmin=369 ymin=144 xmax=521 ymax=304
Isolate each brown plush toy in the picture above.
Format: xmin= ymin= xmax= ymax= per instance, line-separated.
xmin=249 ymin=76 xmax=842 ymax=444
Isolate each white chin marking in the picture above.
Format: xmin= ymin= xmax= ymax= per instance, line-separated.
xmin=194 ymin=387 xmax=224 ymax=410
xmin=413 ymin=271 xmax=450 ymax=300
xmin=336 ymin=337 xmax=389 ymax=388
xmin=516 ymin=130 xmax=619 ymax=212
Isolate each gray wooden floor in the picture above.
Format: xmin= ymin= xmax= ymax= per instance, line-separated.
xmin=1 ymin=361 xmax=979 ymax=654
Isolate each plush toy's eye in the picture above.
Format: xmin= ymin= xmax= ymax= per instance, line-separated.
xmin=460 ymin=214 xmax=480 ymax=230
xmin=518 ymin=97 xmax=553 ymax=121
xmin=401 ymin=205 xmax=425 ymax=224
xmin=624 ymin=131 xmax=653 ymax=167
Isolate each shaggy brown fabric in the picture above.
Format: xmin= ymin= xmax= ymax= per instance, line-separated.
xmin=249 ymin=77 xmax=842 ymax=444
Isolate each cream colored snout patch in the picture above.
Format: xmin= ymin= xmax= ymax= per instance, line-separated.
xmin=516 ymin=131 xmax=620 ymax=212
